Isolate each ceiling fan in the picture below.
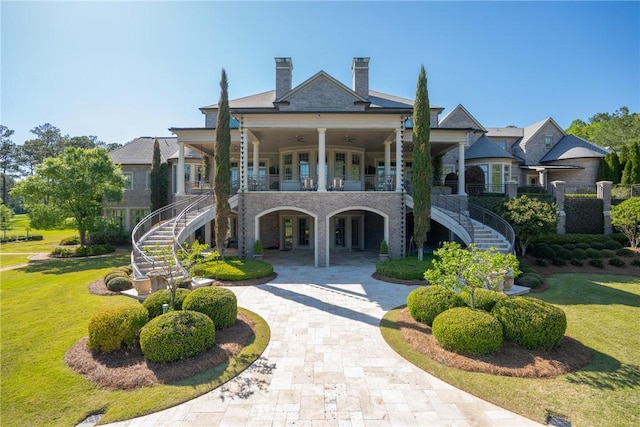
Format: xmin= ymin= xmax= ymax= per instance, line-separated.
xmin=344 ymin=134 xmax=357 ymax=143
xmin=288 ymin=134 xmax=305 ymax=143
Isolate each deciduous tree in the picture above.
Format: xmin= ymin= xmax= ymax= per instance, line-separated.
xmin=412 ymin=65 xmax=432 ymax=261
xmin=502 ymin=195 xmax=556 ymax=256
xmin=0 ymin=126 xmax=20 ymax=203
xmin=611 ymin=197 xmax=640 ymax=248
xmin=11 ymin=147 xmax=124 ymax=246
xmin=214 ymin=69 xmax=231 ymax=258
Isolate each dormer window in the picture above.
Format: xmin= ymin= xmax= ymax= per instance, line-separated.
xmin=545 ymin=136 xmax=553 ymax=148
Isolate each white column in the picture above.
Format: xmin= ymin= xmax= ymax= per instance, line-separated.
xmin=252 ymin=140 xmax=260 ymax=190
xmin=458 ymin=139 xmax=467 ymax=196
xmin=384 ymin=140 xmax=392 ymax=179
xmin=241 ymin=131 xmax=249 ymax=191
xmin=318 ymin=128 xmax=327 ymax=191
xmin=177 ymin=142 xmax=185 ymax=195
xmin=395 ymin=128 xmax=403 ymax=192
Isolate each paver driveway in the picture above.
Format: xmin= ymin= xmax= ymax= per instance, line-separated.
xmin=104 ymin=252 xmax=542 ymax=427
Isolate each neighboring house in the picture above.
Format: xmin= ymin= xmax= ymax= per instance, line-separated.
xmin=107 ymin=137 xmax=204 ymax=231
xmin=117 ymin=57 xmax=606 ymax=266
xmin=440 ymin=106 xmax=607 ymax=193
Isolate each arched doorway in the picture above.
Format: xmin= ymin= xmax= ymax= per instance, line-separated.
xmin=326 ymin=207 xmax=388 ymax=266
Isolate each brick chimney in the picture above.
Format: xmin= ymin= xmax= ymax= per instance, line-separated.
xmin=351 ymin=57 xmax=370 ymax=100
xmin=275 ymin=57 xmax=293 ymax=100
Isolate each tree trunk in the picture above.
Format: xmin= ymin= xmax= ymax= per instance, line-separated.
xmin=417 ymin=247 xmax=424 ymax=261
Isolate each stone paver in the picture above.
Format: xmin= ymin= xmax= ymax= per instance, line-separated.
xmin=104 ymin=253 xmax=542 ymax=427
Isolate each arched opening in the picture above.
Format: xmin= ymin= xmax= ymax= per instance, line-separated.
xmin=256 ymin=207 xmax=318 ymax=267
xmin=326 ymin=207 xmax=388 ymax=266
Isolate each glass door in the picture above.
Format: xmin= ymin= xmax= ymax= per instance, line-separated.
xmin=283 ymin=218 xmax=293 ymax=250
xmin=298 ymin=218 xmax=310 ymax=247
xmin=335 ymin=218 xmax=345 ymax=247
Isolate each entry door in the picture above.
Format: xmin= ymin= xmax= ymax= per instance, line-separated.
xmin=351 ymin=217 xmax=360 ymax=248
xmin=298 ymin=217 xmax=310 ymax=247
xmin=283 ymin=218 xmax=293 ymax=250
xmin=335 ymin=218 xmax=346 ymax=247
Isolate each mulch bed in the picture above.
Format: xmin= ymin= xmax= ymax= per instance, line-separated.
xmin=65 ymin=312 xmax=256 ymax=389
xmin=396 ymin=307 xmax=592 ymax=378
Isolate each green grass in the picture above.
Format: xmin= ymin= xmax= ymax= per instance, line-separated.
xmin=375 ymin=255 xmax=433 ymax=280
xmin=0 ymin=254 xmax=270 ymax=426
xmin=191 ymin=256 xmax=274 ymax=280
xmin=0 ymin=214 xmax=78 ymax=253
xmin=0 ymin=253 xmax=30 ymax=268
xmin=381 ymin=273 xmax=640 ymax=427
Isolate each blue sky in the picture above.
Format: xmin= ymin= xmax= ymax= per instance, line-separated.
xmin=2 ymin=1 xmax=638 ymax=146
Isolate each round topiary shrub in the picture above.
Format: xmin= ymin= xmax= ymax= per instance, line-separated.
xmin=570 ymin=259 xmax=584 ymax=267
xmin=491 ymin=297 xmax=566 ymax=350
xmin=140 ymin=310 xmax=214 ymax=363
xmin=609 ymin=257 xmax=625 ymax=267
xmin=552 ymin=257 xmax=566 ymax=267
xmin=459 ymin=288 xmax=508 ymax=312
xmin=183 ymin=287 xmax=238 ymax=330
xmin=571 ymin=248 xmax=587 ymax=260
xmin=406 ymin=286 xmax=465 ymax=326
xmin=589 ymin=258 xmax=604 ymax=268
xmin=107 ymin=276 xmax=133 ymax=292
xmin=617 ymin=248 xmax=634 ymax=257
xmin=550 ymin=244 xmax=563 ymax=254
xmin=562 ymin=243 xmax=576 ymax=250
xmin=600 ymin=249 xmax=615 ymax=258
xmin=535 ymin=245 xmax=556 ymax=259
xmin=534 ymin=258 xmax=548 ymax=267
xmin=576 ymin=242 xmax=590 ymax=250
xmin=432 ymin=307 xmax=503 ymax=355
xmin=104 ymin=270 xmax=128 ymax=283
xmin=88 ymin=305 xmax=149 ymax=353
xmin=143 ymin=289 xmax=191 ymax=319
xmin=590 ymin=242 xmax=605 ymax=250
xmin=604 ymin=240 xmax=622 ymax=250
xmin=515 ymin=273 xmax=543 ymax=289
xmin=585 ymin=248 xmax=601 ymax=259
xmin=632 ymin=259 xmax=640 ymax=267
xmin=556 ymin=248 xmax=573 ymax=261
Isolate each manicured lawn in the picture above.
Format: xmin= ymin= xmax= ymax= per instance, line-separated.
xmin=0 ymin=253 xmax=30 ymax=268
xmin=0 ymin=214 xmax=78 ymax=253
xmin=375 ymin=255 xmax=433 ymax=281
xmin=381 ymin=273 xmax=640 ymax=427
xmin=191 ymin=256 xmax=274 ymax=280
xmin=0 ymin=254 xmax=269 ymax=426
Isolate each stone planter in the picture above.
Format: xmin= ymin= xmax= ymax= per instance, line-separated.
xmin=148 ymin=274 xmax=168 ymax=292
xmin=133 ymin=277 xmax=151 ymax=295
xmin=379 ymin=254 xmax=389 ymax=261
xmin=503 ymin=276 xmax=514 ymax=291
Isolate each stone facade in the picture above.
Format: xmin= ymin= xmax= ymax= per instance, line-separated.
xmin=512 ymin=121 xmax=565 ymax=165
xmin=278 ymin=74 xmax=365 ymax=112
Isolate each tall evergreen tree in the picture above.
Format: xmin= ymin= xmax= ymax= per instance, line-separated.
xmin=150 ymin=138 xmax=167 ymax=212
xmin=605 ymin=151 xmax=622 ymax=184
xmin=622 ymin=142 xmax=640 ymax=184
xmin=214 ymin=69 xmax=231 ymax=258
xmin=412 ymin=65 xmax=432 ymax=261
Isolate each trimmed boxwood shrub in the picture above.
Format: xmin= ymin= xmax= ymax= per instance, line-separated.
xmin=60 ymin=236 xmax=80 ymax=245
xmin=550 ymin=244 xmax=563 ymax=254
xmin=617 ymin=248 xmax=634 ymax=257
xmin=632 ymin=259 xmax=640 ymax=267
xmin=562 ymin=243 xmax=576 ymax=250
xmin=609 ymin=257 xmax=625 ymax=267
xmin=535 ymin=245 xmax=555 ymax=259
xmin=604 ymin=240 xmax=622 ymax=250
xmin=143 ymin=289 xmax=191 ymax=319
xmin=183 ymin=287 xmax=238 ymax=330
xmin=107 ymin=276 xmax=133 ymax=292
xmin=600 ymin=249 xmax=615 ymax=258
xmin=459 ymin=288 xmax=508 ymax=312
xmin=571 ymin=248 xmax=587 ymax=260
xmin=556 ymin=248 xmax=573 ymax=260
xmin=576 ymin=242 xmax=590 ymax=250
xmin=589 ymin=258 xmax=604 ymax=268
xmin=406 ymin=286 xmax=465 ymax=326
xmin=534 ymin=258 xmax=548 ymax=267
xmin=140 ymin=310 xmax=214 ymax=363
xmin=104 ymin=270 xmax=128 ymax=283
xmin=491 ymin=297 xmax=566 ymax=350
xmin=570 ymin=259 xmax=584 ymax=267
xmin=590 ymin=242 xmax=605 ymax=250
xmin=88 ymin=305 xmax=149 ymax=353
xmin=585 ymin=248 xmax=601 ymax=259
xmin=552 ymin=257 xmax=566 ymax=267
xmin=432 ymin=307 xmax=503 ymax=355
xmin=516 ymin=273 xmax=543 ymax=289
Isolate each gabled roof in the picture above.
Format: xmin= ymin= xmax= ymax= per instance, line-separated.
xmin=439 ymin=104 xmax=486 ymax=131
xmin=465 ymin=136 xmax=517 ymax=160
xmin=277 ymin=70 xmax=367 ymax=104
xmin=522 ymin=117 xmax=565 ymax=145
xmin=485 ymin=127 xmax=523 ymax=138
xmin=201 ymin=91 xmax=276 ymax=111
xmin=110 ymin=137 xmax=178 ymax=165
xmin=540 ymin=134 xmax=608 ymax=162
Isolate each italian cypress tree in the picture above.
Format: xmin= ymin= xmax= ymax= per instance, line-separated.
xmin=606 ymin=151 xmax=622 ymax=184
xmin=596 ymin=157 xmax=610 ymax=182
xmin=150 ymin=138 xmax=167 ymax=212
xmin=412 ymin=65 xmax=432 ymax=261
xmin=214 ymin=69 xmax=231 ymax=258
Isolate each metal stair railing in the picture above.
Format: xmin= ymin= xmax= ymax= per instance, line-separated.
xmin=131 ymin=195 xmax=200 ymax=278
xmin=431 ymin=195 xmax=474 ymax=244
xmin=172 ymin=192 xmax=214 ymax=256
xmin=468 ymin=203 xmax=516 ymax=254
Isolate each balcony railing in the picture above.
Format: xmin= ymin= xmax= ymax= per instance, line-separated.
xmin=232 ymin=174 xmax=399 ymax=192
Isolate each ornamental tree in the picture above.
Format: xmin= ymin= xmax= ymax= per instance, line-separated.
xmin=424 ymin=242 xmax=520 ymax=309
xmin=611 ymin=197 xmax=640 ymax=248
xmin=150 ymin=138 xmax=168 ymax=212
xmin=11 ymin=147 xmax=124 ymax=246
xmin=502 ymin=195 xmax=556 ymax=256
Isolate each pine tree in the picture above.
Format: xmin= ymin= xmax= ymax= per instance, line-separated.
xmin=412 ymin=65 xmax=432 ymax=261
xmin=214 ymin=69 xmax=231 ymax=258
